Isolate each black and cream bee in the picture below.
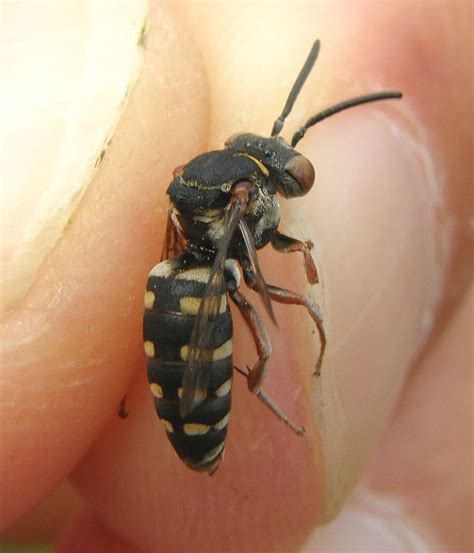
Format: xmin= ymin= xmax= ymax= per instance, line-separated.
xmin=143 ymin=40 xmax=402 ymax=474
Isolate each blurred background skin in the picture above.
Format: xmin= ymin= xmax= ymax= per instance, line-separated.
xmin=1 ymin=1 xmax=472 ymax=552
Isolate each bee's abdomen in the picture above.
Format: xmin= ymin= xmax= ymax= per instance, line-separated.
xmin=143 ymin=257 xmax=233 ymax=473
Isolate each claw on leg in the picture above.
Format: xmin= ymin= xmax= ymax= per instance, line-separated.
xmin=234 ymin=366 xmax=306 ymax=436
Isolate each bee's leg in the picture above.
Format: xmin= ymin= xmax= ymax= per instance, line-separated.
xmin=267 ymin=284 xmax=326 ymax=376
xmin=242 ymin=262 xmax=326 ymax=376
xmin=229 ymin=289 xmax=305 ymax=436
xmin=271 ymin=230 xmax=319 ymax=284
xmin=234 ymin=366 xmax=305 ymax=436
xmin=228 ymin=289 xmax=271 ymax=393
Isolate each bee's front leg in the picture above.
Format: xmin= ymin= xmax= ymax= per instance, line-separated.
xmin=271 ymin=230 xmax=319 ymax=284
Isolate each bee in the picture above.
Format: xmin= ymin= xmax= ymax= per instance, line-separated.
xmin=143 ymin=40 xmax=402 ymax=474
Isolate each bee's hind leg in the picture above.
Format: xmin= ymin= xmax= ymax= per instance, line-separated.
xmin=228 ymin=288 xmax=305 ymax=436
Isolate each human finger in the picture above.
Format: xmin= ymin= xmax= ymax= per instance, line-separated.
xmin=61 ymin=2 xmax=470 ymax=552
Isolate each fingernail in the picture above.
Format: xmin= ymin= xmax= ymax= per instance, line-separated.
xmin=288 ymin=106 xmax=448 ymax=520
xmin=302 ymin=487 xmax=441 ymax=552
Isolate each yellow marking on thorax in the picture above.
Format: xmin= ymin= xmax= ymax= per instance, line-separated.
xmin=193 ymin=208 xmax=223 ymax=224
xmin=180 ymin=339 xmax=232 ymax=363
xmin=183 ymin=423 xmax=210 ymax=435
xmin=215 ymin=378 xmax=232 ymax=397
xmin=238 ymin=153 xmax=270 ymax=177
xmin=149 ymin=383 xmax=163 ymax=399
xmin=144 ymin=290 xmax=155 ymax=310
xmin=180 ymin=294 xmax=227 ymax=316
xmin=144 ymin=341 xmax=155 ymax=358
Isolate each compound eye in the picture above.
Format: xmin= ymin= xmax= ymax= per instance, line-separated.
xmin=284 ymin=155 xmax=315 ymax=195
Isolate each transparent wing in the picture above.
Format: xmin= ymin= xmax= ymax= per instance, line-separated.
xmin=161 ymin=208 xmax=185 ymax=262
xmin=180 ymin=201 xmax=245 ymax=417
xmin=238 ymin=218 xmax=276 ymax=324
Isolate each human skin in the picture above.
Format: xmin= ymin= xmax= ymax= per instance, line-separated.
xmin=1 ymin=2 xmax=472 ymax=552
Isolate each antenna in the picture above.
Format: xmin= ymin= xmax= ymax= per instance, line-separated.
xmin=291 ymin=91 xmax=403 ymax=147
xmin=271 ymin=40 xmax=321 ymax=137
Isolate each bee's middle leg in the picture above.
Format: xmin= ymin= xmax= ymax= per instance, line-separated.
xmin=240 ymin=261 xmax=326 ymax=375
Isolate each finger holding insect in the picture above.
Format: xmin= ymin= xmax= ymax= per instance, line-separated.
xmin=39 ymin=3 xmax=473 ymax=553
